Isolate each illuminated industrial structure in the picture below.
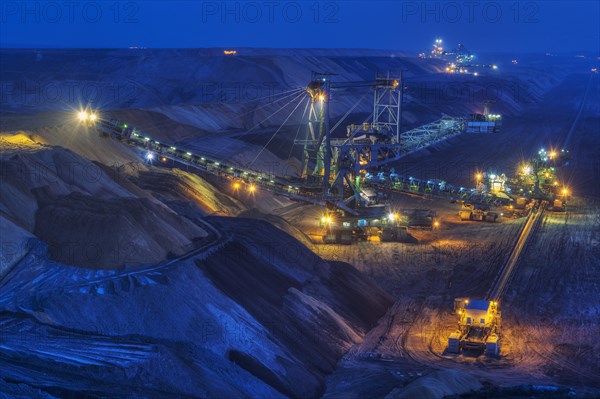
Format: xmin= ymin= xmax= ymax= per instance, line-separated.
xmin=295 ymin=71 xmax=467 ymax=214
xmin=515 ymin=147 xmax=569 ymax=204
xmin=466 ymin=102 xmax=502 ymax=133
xmin=449 ymin=43 xmax=474 ymax=65
xmin=420 ymin=39 xmax=477 ymax=74
xmin=449 ymin=298 xmax=501 ymax=355
xmin=329 ymin=72 xmax=402 ymax=207
xmin=298 ymin=72 xmax=333 ymax=193
xmin=91 ymin=70 xmax=483 ymax=244
xmin=419 ymin=38 xmax=445 ymax=59
xmin=488 ymin=173 xmax=507 ymax=192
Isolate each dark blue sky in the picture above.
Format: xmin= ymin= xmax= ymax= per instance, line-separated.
xmin=1 ymin=1 xmax=598 ymax=52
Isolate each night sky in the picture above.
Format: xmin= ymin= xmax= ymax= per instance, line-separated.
xmin=0 ymin=1 xmax=598 ymax=53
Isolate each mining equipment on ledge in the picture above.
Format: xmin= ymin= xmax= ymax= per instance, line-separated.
xmin=448 ymin=298 xmax=501 ymax=356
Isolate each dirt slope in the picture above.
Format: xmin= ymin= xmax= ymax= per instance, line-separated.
xmin=0 ymin=216 xmax=393 ymax=398
xmin=0 ymin=135 xmax=207 ymax=268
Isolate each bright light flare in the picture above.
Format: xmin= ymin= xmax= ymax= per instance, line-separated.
xmin=318 ymin=93 xmax=326 ymax=102
xmin=145 ymin=152 xmax=154 ymax=161
xmin=248 ymin=184 xmax=256 ymax=193
xmin=77 ymin=109 xmax=99 ymax=123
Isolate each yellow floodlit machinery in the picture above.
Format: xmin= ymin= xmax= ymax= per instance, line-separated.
xmin=320 ymin=212 xmax=354 ymax=245
xmin=459 ymin=202 xmax=499 ymax=222
xmin=448 ymin=298 xmax=501 ymax=355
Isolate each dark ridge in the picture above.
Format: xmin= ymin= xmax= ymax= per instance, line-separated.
xmin=227 ymin=350 xmax=298 ymax=399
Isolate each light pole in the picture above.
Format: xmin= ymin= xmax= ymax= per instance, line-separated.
xmin=562 ymin=187 xmax=569 ymax=210
xmin=476 ymin=172 xmax=483 ymax=184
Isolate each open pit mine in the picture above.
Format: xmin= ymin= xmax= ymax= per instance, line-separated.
xmin=1 ymin=45 xmax=599 ymax=399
